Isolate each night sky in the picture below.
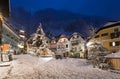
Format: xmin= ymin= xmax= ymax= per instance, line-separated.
xmin=11 ymin=0 xmax=120 ymax=20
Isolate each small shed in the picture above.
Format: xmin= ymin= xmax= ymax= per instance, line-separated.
xmin=105 ymin=52 xmax=120 ymax=69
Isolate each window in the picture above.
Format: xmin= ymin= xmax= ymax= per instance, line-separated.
xmin=46 ymin=41 xmax=48 ymax=43
xmin=101 ymin=33 xmax=108 ymax=36
xmin=6 ymin=34 xmax=10 ymax=37
xmin=112 ymin=42 xmax=116 ymax=46
xmin=114 ymin=28 xmax=119 ymax=32
xmin=116 ymin=41 xmax=120 ymax=46
xmin=64 ymin=39 xmax=66 ymax=42
xmin=11 ymin=37 xmax=13 ymax=39
xmin=117 ymin=32 xmax=120 ymax=37
xmin=109 ymin=42 xmax=112 ymax=46
xmin=110 ymin=41 xmax=120 ymax=46
xmin=95 ymin=35 xmax=99 ymax=38
xmin=77 ymin=35 xmax=79 ymax=38
xmin=66 ymin=44 xmax=68 ymax=48
xmin=71 ymin=40 xmax=79 ymax=45
xmin=111 ymin=32 xmax=120 ymax=39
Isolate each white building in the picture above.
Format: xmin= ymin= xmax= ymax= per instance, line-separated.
xmin=69 ymin=32 xmax=85 ymax=58
xmin=57 ymin=35 xmax=71 ymax=57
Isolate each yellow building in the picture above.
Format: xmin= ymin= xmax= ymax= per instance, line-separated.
xmin=87 ymin=21 xmax=120 ymax=53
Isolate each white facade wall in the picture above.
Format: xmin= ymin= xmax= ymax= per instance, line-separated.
xmin=57 ymin=36 xmax=71 ymax=54
xmin=70 ymin=33 xmax=85 ymax=53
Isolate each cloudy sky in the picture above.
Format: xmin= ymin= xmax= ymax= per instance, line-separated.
xmin=11 ymin=0 xmax=120 ymax=20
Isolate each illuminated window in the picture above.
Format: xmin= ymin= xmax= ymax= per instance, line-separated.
xmin=64 ymin=39 xmax=66 ymax=42
xmin=110 ymin=41 xmax=120 ymax=46
xmin=112 ymin=42 xmax=115 ymax=46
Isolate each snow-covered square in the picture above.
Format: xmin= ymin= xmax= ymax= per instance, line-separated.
xmin=0 ymin=55 xmax=120 ymax=79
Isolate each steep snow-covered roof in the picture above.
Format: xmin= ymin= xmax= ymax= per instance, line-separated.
xmin=96 ymin=21 xmax=120 ymax=33
xmin=60 ymin=34 xmax=67 ymax=38
xmin=69 ymin=32 xmax=84 ymax=39
xmin=103 ymin=21 xmax=119 ymax=27
xmin=105 ymin=52 xmax=120 ymax=58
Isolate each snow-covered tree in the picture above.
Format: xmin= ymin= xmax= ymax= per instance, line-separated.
xmin=27 ymin=23 xmax=53 ymax=56
xmin=88 ymin=42 xmax=108 ymax=68
xmin=88 ymin=25 xmax=96 ymax=37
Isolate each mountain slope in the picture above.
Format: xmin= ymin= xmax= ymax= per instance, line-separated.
xmin=9 ymin=8 xmax=110 ymax=38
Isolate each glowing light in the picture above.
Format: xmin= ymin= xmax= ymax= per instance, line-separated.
xmin=18 ymin=44 xmax=24 ymax=48
xmin=112 ymin=42 xmax=115 ymax=46
xmin=86 ymin=42 xmax=93 ymax=47
xmin=60 ymin=38 xmax=67 ymax=42
xmin=0 ymin=13 xmax=3 ymax=21
xmin=19 ymin=35 xmax=25 ymax=38
xmin=20 ymin=30 xmax=25 ymax=33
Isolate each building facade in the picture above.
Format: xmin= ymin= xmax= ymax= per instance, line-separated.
xmin=49 ymin=38 xmax=57 ymax=52
xmin=57 ymin=35 xmax=71 ymax=57
xmin=0 ymin=15 xmax=2 ymax=46
xmin=69 ymin=32 xmax=85 ymax=58
xmin=87 ymin=21 xmax=120 ymax=54
xmin=2 ymin=19 xmax=20 ymax=52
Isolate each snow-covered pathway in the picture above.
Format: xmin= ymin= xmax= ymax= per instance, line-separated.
xmin=0 ymin=54 xmax=120 ymax=79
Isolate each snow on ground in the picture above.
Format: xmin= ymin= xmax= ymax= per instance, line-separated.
xmin=0 ymin=54 xmax=120 ymax=79
xmin=105 ymin=52 xmax=120 ymax=58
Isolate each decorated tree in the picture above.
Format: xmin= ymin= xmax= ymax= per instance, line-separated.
xmin=27 ymin=23 xmax=53 ymax=56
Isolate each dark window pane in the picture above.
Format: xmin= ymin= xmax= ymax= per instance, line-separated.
xmin=109 ymin=42 xmax=112 ymax=46
xmin=66 ymin=44 xmax=68 ymax=48
xmin=101 ymin=33 xmax=108 ymax=36
xmin=115 ymin=41 xmax=120 ymax=46
xmin=95 ymin=35 xmax=99 ymax=38
xmin=114 ymin=28 xmax=119 ymax=32
xmin=111 ymin=33 xmax=115 ymax=39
